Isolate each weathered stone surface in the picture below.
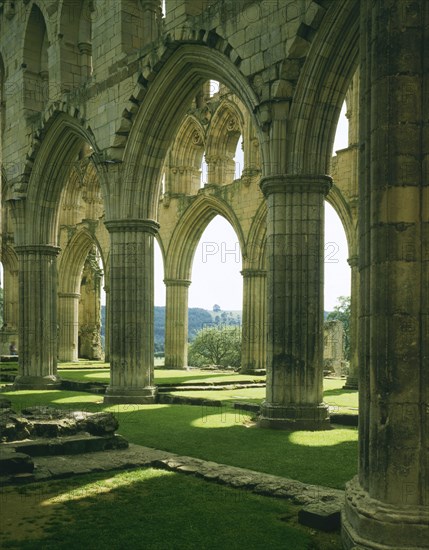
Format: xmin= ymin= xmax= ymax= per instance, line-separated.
xmin=0 ymin=448 xmax=34 ymax=474
xmin=82 ymin=412 xmax=119 ymax=435
xmin=0 ymin=407 xmax=121 ymax=442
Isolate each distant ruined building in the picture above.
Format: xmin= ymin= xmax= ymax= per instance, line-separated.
xmin=0 ymin=2 xmax=427 ymax=548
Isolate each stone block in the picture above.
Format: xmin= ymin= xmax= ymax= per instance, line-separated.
xmin=0 ymin=448 xmax=34 ymax=474
xmin=298 ymin=502 xmax=341 ymax=532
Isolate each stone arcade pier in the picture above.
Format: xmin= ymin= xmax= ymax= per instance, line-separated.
xmin=103 ymin=220 xmax=158 ymax=404
xmin=342 ymin=0 xmax=429 ymax=548
xmin=259 ymin=174 xmax=331 ymax=431
xmin=13 ymin=245 xmax=61 ymax=390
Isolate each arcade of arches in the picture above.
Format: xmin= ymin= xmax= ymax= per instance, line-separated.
xmin=0 ymin=1 xmax=427 ymax=548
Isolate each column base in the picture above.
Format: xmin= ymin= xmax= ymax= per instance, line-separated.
xmin=104 ymin=386 xmax=158 ymax=404
xmin=343 ymin=376 xmax=358 ymax=390
xmin=13 ymin=375 xmax=62 ymax=390
xmin=342 ymin=477 xmax=429 ymax=550
xmin=240 ymin=367 xmax=266 ymax=375
xmin=258 ymin=402 xmax=330 ymax=430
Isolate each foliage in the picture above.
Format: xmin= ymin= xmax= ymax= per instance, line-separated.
xmin=188 ymin=325 xmax=241 ymax=368
xmin=327 ymin=296 xmax=351 ymax=360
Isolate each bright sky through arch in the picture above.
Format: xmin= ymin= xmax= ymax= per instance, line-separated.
xmin=154 ymin=101 xmax=351 ymax=312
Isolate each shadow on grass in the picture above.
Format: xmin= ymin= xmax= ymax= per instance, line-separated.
xmin=3 ymin=390 xmax=357 ymax=490
xmin=1 ymin=467 xmax=329 ymax=550
xmin=323 ymin=388 xmax=358 ymax=398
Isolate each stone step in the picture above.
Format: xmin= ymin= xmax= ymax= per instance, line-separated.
xmin=0 ymin=448 xmax=34 ymax=474
xmin=2 ymin=433 xmax=128 ymax=457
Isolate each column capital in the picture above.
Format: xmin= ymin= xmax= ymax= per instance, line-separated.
xmin=347 ymin=255 xmax=359 ymax=268
xmin=58 ymin=292 xmax=81 ymax=299
xmin=241 ymin=269 xmax=267 ymax=278
xmin=104 ymin=219 xmax=160 ymax=235
xmin=14 ymin=244 xmax=61 ymax=257
xmin=260 ymin=174 xmax=332 ymax=197
xmin=164 ymin=278 xmax=192 ymax=287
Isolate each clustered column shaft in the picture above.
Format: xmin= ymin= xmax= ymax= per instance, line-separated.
xmin=164 ymin=278 xmax=191 ymax=369
xmin=342 ymin=1 xmax=429 ymax=548
xmin=57 ymin=292 xmax=80 ymax=362
xmin=14 ymin=245 xmax=61 ymax=389
xmin=104 ymin=219 xmax=159 ymax=404
xmin=259 ymin=175 xmax=331 ymax=430
xmin=240 ymin=269 xmax=266 ymax=373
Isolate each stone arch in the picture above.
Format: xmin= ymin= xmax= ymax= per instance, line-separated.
xmin=20 ymin=109 xmax=107 ymax=245
xmin=58 ymin=0 xmax=94 ymax=89
xmin=165 ymin=115 xmax=205 ymax=195
xmin=58 ymin=228 xmax=105 ymax=295
xmin=287 ymin=0 xmax=359 ymax=175
xmin=57 ymin=228 xmax=105 ymax=362
xmin=22 ymin=2 xmax=51 ymax=117
xmin=246 ymin=202 xmax=267 ymax=271
xmin=205 ymin=98 xmax=245 ymax=186
xmin=120 ymin=43 xmax=261 ymax=220
xmin=165 ymin=195 xmax=246 ymax=281
xmin=325 ymin=186 xmax=355 ymax=258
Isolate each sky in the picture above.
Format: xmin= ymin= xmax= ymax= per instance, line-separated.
xmin=154 ymin=102 xmax=351 ymax=312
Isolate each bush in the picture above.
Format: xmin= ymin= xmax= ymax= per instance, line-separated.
xmin=188 ymin=325 xmax=241 ymax=368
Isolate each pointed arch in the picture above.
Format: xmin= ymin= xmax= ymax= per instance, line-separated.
xmin=121 ymin=43 xmax=261 ymax=220
xmin=246 ymin=202 xmax=267 ymax=271
xmin=58 ymin=228 xmax=105 ymax=294
xmin=205 ymin=97 xmax=245 ymax=159
xmin=165 ymin=195 xmax=246 ymax=281
xmin=21 ymin=110 xmax=107 ymax=245
xmin=325 ymin=185 xmax=356 ymax=257
xmin=59 ymin=0 xmax=94 ymax=87
xmin=287 ymin=0 xmax=359 ymax=175
xmin=23 ymin=3 xmax=50 ymax=116
xmin=165 ymin=115 xmax=205 ymax=195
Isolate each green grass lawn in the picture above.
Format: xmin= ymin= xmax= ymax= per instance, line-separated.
xmin=0 ymin=468 xmax=342 ymax=550
xmin=3 ymin=389 xmax=357 ymax=490
xmin=58 ymin=366 xmax=265 ymax=386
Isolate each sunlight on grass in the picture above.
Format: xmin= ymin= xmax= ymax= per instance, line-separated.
xmin=191 ymin=409 xmax=252 ymax=428
xmin=289 ymin=428 xmax=358 ymax=447
xmin=52 ymin=395 xmax=104 ymax=404
xmin=41 ymin=471 xmax=167 ymax=505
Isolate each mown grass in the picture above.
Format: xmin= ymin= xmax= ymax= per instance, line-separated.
xmin=56 ymin=367 xmax=358 ymax=415
xmin=0 ymin=468 xmax=343 ymax=550
xmin=3 ymin=389 xmax=357 ymax=490
xmin=58 ymin=367 xmax=265 ymax=386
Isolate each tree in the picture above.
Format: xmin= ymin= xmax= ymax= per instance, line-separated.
xmin=188 ymin=325 xmax=241 ymax=368
xmin=327 ymin=296 xmax=351 ymax=360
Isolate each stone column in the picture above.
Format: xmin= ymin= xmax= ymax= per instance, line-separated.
xmin=104 ymin=219 xmax=158 ymax=404
xmin=164 ymin=278 xmax=191 ymax=369
xmin=0 ymin=265 xmax=19 ymax=355
xmin=78 ymin=252 xmax=102 ymax=360
xmin=13 ymin=245 xmax=61 ymax=389
xmin=240 ymin=269 xmax=266 ymax=373
xmin=57 ymin=292 xmax=79 ymax=362
xmin=141 ymin=0 xmax=162 ymax=44
xmin=343 ymin=255 xmax=358 ymax=389
xmin=103 ymin=284 xmax=110 ymax=362
xmin=342 ymin=1 xmax=429 ymax=548
xmin=259 ymin=175 xmax=331 ymax=430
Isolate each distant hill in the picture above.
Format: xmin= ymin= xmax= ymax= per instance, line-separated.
xmin=101 ymin=305 xmax=330 ymax=353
